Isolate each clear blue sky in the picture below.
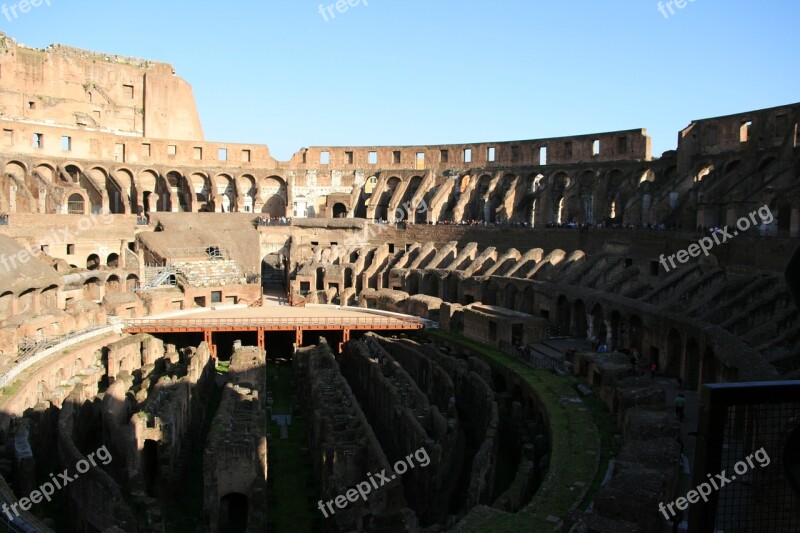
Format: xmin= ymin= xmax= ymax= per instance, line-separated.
xmin=3 ymin=0 xmax=799 ymax=161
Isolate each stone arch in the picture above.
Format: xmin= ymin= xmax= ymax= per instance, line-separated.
xmin=213 ymin=174 xmax=235 ymax=212
xmin=83 ymin=277 xmax=102 ymax=300
xmin=218 ymin=493 xmax=248 ymax=531
xmin=628 ymin=314 xmax=643 ymax=351
xmin=665 ymin=328 xmax=682 ymax=376
xmin=17 ymin=288 xmax=35 ymax=314
xmin=482 ymin=280 xmax=500 ymax=306
xmin=503 ymin=283 xmax=518 ymax=310
xmin=701 ymin=346 xmax=717 ymax=385
xmin=237 ymin=174 xmax=257 ymax=213
xmin=86 ymin=254 xmax=101 ymax=270
xmin=576 ymin=170 xmax=597 ymax=223
xmin=138 ymin=169 xmax=159 ymax=214
xmin=0 ymin=291 xmax=13 ymax=320
xmin=683 ymin=337 xmax=700 ymax=390
xmin=40 ymin=285 xmax=58 ymax=310
xmin=332 ymin=202 xmax=348 ymax=218
xmin=126 ymin=274 xmax=139 ymax=292
xmin=520 ymin=285 xmax=535 ymax=315
xmin=107 ymin=253 xmax=120 ymax=268
xmin=189 ymin=172 xmax=211 ymax=211
xmin=556 ymin=295 xmax=570 ymax=336
xmin=590 ymin=303 xmax=605 ymax=340
xmin=260 ymin=176 xmax=287 ymax=217
xmin=105 ymin=274 xmax=121 ymax=293
xmin=572 ymin=299 xmax=587 ymax=338
xmin=67 ymin=192 xmax=87 ymax=215
xmin=374 ymin=176 xmax=401 ymax=221
xmin=166 ymin=170 xmax=190 ymax=212
xmin=113 ymin=168 xmax=136 ymax=213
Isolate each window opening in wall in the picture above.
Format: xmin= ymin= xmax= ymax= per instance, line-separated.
xmin=740 ymin=121 xmax=753 ymax=142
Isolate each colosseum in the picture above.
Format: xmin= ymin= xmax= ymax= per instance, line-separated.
xmin=0 ymin=31 xmax=797 ymax=532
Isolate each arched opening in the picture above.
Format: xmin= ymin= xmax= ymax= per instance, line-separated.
xmin=67 ymin=193 xmax=85 ymax=215
xmin=18 ymin=288 xmax=35 ymax=314
xmin=684 ymin=338 xmax=700 ymax=390
xmin=86 ymin=254 xmax=101 ymax=271
xmin=143 ymin=439 xmax=159 ymax=497
xmin=107 ymin=253 xmax=120 ymax=268
xmin=83 ymin=278 xmax=102 ymax=300
xmin=408 ymin=273 xmax=420 ymax=295
xmin=262 ymin=253 xmax=285 ymax=293
xmin=219 ymin=493 xmax=249 ymax=531
xmin=556 ymin=295 xmax=570 ymax=336
xmin=590 ymin=304 xmax=605 ymax=342
xmin=504 ymin=284 xmax=518 ymax=310
xmin=628 ymin=315 xmax=643 ymax=351
xmin=332 ymin=202 xmax=347 ymax=218
xmin=344 ymin=267 xmax=353 ymax=289
xmin=665 ymin=329 xmax=682 ymax=376
xmin=572 ymin=300 xmax=587 ymax=338
xmin=374 ymin=177 xmax=401 ymax=221
xmin=483 ymin=281 xmax=499 ymax=306
xmin=426 ymin=274 xmax=440 ymax=298
xmin=260 ymin=176 xmax=287 ymax=217
xmin=126 ymin=274 xmax=139 ymax=292
xmin=0 ymin=291 xmax=14 ymax=320
xmin=106 ymin=275 xmax=121 ymax=294
xmin=446 ymin=275 xmax=460 ymax=304
xmin=520 ymin=286 xmax=535 ymax=315
xmin=316 ymin=267 xmax=325 ymax=291
xmin=701 ymin=347 xmax=717 ymax=384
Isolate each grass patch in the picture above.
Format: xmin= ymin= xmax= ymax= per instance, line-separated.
xmin=265 ymin=363 xmax=320 ymax=533
xmin=419 ymin=330 xmax=608 ymax=532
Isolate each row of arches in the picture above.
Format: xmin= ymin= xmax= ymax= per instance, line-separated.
xmin=2 ymin=159 xmax=290 ymax=217
xmin=388 ymin=269 xmax=730 ymax=391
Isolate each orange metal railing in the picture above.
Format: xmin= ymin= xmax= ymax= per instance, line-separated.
xmin=123 ymin=315 xmax=423 ymax=330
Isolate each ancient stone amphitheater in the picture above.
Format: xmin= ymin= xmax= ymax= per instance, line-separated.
xmin=0 ymin=32 xmax=798 ymax=532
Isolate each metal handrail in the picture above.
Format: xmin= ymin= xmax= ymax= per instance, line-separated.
xmin=124 ymin=315 xmax=422 ymax=328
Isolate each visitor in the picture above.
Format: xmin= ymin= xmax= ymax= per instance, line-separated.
xmin=674 ymin=393 xmax=686 ymax=423
xmin=650 ymin=361 xmax=657 ymax=379
xmin=597 ymin=343 xmax=608 ymax=353
xmin=590 ymin=335 xmax=599 ymax=350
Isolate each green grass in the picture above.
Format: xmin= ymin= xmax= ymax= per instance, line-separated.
xmin=419 ymin=330 xmax=609 ymax=532
xmin=265 ymin=363 xmax=320 ymax=533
